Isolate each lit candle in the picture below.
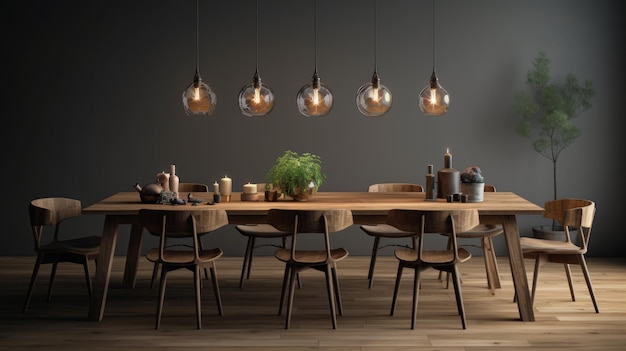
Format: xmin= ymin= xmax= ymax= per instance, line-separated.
xmin=243 ymin=183 xmax=257 ymax=194
xmin=444 ymin=148 xmax=452 ymax=169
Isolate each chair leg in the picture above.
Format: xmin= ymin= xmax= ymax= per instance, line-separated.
xmin=155 ymin=266 xmax=168 ymax=330
xmin=150 ymin=263 xmax=159 ymax=289
xmin=82 ymin=256 xmax=93 ymax=298
xmin=410 ymin=267 xmax=420 ymax=330
xmin=285 ymin=266 xmax=298 ymax=329
xmin=23 ymin=254 xmax=43 ymax=312
xmin=239 ymin=236 xmax=254 ymax=288
xmin=578 ymin=255 xmax=600 ymax=313
xmin=368 ymin=236 xmax=381 ymax=288
xmin=198 ymin=240 xmax=209 ymax=281
xmin=564 ymin=263 xmax=576 ymax=301
xmin=47 ymin=262 xmax=58 ymax=301
xmin=531 ymin=255 xmax=546 ymax=306
xmin=278 ymin=265 xmax=290 ymax=316
xmin=482 ymin=237 xmax=501 ymax=294
xmin=331 ymin=263 xmax=342 ymax=316
xmin=209 ymin=262 xmax=223 ymax=316
xmin=325 ymin=264 xmax=338 ymax=329
xmin=194 ymin=266 xmax=202 ymax=329
xmin=390 ymin=263 xmax=404 ymax=316
xmin=451 ymin=265 xmax=467 ymax=329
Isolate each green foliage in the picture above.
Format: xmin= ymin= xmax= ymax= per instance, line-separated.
xmin=513 ymin=51 xmax=594 ymax=199
xmin=265 ymin=150 xmax=326 ymax=199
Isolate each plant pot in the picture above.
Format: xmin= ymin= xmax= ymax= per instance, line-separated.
xmin=460 ymin=182 xmax=484 ymax=202
xmin=532 ymin=225 xmax=578 ymax=242
xmin=264 ymin=190 xmax=279 ymax=202
xmin=288 ymin=185 xmax=316 ymax=201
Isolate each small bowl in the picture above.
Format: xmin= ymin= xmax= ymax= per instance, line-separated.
xmin=140 ymin=193 xmax=160 ymax=204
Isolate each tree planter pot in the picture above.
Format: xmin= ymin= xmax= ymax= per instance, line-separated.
xmin=460 ymin=182 xmax=484 ymax=202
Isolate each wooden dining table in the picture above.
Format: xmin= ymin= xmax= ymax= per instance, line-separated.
xmin=82 ymin=191 xmax=544 ymax=322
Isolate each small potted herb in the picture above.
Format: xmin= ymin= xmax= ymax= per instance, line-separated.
xmin=265 ymin=150 xmax=326 ymax=201
xmin=460 ymin=166 xmax=484 ymax=202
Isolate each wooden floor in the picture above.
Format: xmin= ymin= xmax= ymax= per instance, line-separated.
xmin=1 ymin=255 xmax=625 ymax=350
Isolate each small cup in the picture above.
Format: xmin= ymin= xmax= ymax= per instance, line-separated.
xmin=461 ymin=194 xmax=469 ymax=203
xmin=446 ymin=195 xmax=453 ymax=203
xmin=453 ymin=193 xmax=461 ymax=202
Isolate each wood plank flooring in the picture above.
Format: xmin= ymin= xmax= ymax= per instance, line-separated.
xmin=1 ymin=255 xmax=625 ymax=350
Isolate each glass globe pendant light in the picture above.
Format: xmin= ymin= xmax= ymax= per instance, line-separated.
xmin=419 ymin=0 xmax=449 ymax=116
xmin=238 ymin=0 xmax=275 ymax=116
xmin=356 ymin=0 xmax=392 ymax=117
xmin=182 ymin=0 xmax=216 ymax=116
xmin=297 ymin=0 xmax=333 ymax=117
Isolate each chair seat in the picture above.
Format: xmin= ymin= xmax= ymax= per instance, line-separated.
xmin=520 ymin=237 xmax=584 ymax=254
xmin=146 ymin=247 xmax=223 ymax=265
xmin=456 ymin=224 xmax=503 ymax=238
xmin=395 ymin=247 xmax=472 ymax=265
xmin=360 ymin=224 xmax=415 ymax=238
xmin=236 ymin=224 xmax=287 ymax=238
xmin=275 ymin=247 xmax=348 ymax=265
xmin=39 ymin=236 xmax=101 ymax=255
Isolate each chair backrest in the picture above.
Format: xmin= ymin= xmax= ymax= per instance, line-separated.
xmin=29 ymin=198 xmax=82 ymax=250
xmin=140 ymin=209 xmax=228 ymax=237
xmin=388 ymin=209 xmax=479 ymax=264
xmin=543 ymin=199 xmax=595 ymax=248
xmin=140 ymin=209 xmax=228 ymax=264
xmin=178 ymin=183 xmax=210 ymax=192
xmin=484 ymin=184 xmax=496 ymax=192
xmin=368 ymin=183 xmax=423 ymax=192
xmin=267 ymin=209 xmax=353 ymax=263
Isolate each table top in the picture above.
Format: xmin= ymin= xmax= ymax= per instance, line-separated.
xmin=82 ymin=191 xmax=544 ymax=217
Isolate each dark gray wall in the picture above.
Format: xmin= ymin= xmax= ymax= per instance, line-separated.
xmin=3 ymin=0 xmax=624 ymax=257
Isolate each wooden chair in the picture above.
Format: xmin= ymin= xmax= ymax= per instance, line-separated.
xmin=273 ymin=209 xmax=353 ymax=329
xmin=519 ymin=198 xmax=598 ymax=312
xmin=235 ymin=183 xmax=293 ymax=289
xmin=441 ymin=184 xmax=503 ymax=294
xmin=389 ymin=209 xmax=479 ymax=330
xmin=149 ymin=183 xmax=210 ymax=288
xmin=360 ymin=183 xmax=423 ymax=288
xmin=24 ymin=198 xmax=101 ymax=312
xmin=142 ymin=209 xmax=228 ymax=329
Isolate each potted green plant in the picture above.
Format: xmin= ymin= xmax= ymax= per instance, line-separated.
xmin=513 ymin=51 xmax=594 ymax=237
xmin=460 ymin=166 xmax=484 ymax=202
xmin=265 ymin=150 xmax=326 ymax=201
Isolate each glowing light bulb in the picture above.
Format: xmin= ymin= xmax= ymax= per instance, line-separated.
xmin=312 ymin=88 xmax=320 ymax=105
xmin=429 ymin=88 xmax=437 ymax=105
xmin=253 ymin=87 xmax=261 ymax=104
xmin=372 ymin=87 xmax=380 ymax=102
xmin=237 ymin=71 xmax=275 ymax=116
xmin=194 ymin=87 xmax=200 ymax=101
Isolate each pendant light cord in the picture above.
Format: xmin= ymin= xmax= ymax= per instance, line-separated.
xmin=431 ymin=0 xmax=436 ymax=72
xmin=195 ymin=0 xmax=200 ymax=75
xmin=314 ymin=0 xmax=318 ymax=72
xmin=256 ymin=0 xmax=259 ymax=73
xmin=374 ymin=0 xmax=378 ymax=72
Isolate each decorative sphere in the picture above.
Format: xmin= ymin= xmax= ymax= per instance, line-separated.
xmin=356 ymin=82 xmax=392 ymax=116
xmin=238 ymin=82 xmax=275 ymax=116
xmin=296 ymin=84 xmax=333 ymax=117
xmin=182 ymin=79 xmax=217 ymax=116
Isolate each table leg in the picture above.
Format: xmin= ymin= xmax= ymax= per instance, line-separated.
xmin=88 ymin=215 xmax=119 ymax=322
xmin=122 ymin=223 xmax=143 ymax=289
xmin=501 ymin=215 xmax=535 ymax=321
